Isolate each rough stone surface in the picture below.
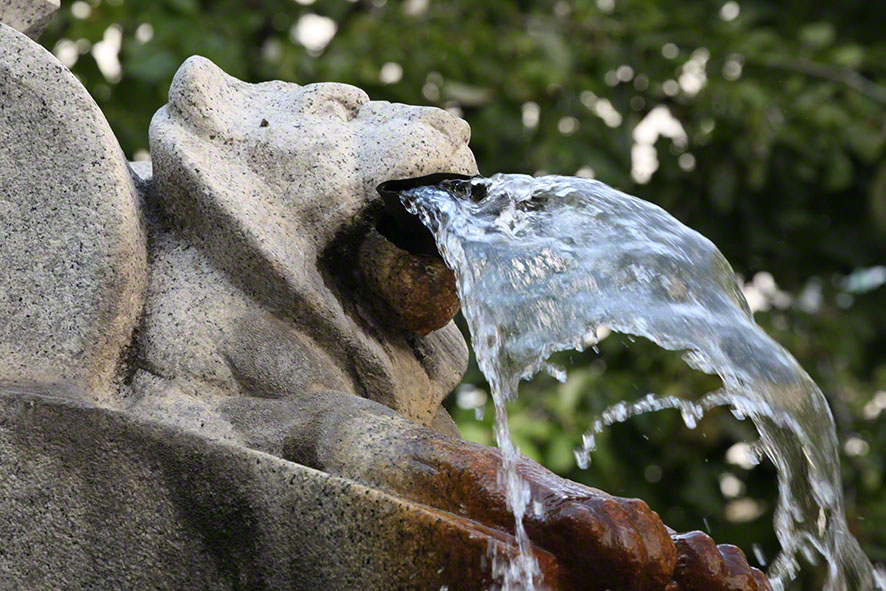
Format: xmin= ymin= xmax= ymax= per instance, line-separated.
xmin=0 ymin=386 xmax=565 ymax=591
xmin=146 ymin=55 xmax=476 ymax=427
xmin=0 ymin=24 xmax=147 ymax=403
xmin=359 ymin=226 xmax=461 ymax=335
xmin=0 ymin=41 xmax=770 ymax=590
xmin=0 ymin=0 xmax=58 ymax=39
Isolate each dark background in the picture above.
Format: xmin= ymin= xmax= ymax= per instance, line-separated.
xmin=40 ymin=0 xmax=886 ymax=587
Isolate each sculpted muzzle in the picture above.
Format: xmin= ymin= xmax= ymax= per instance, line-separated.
xmin=356 ymin=174 xmax=480 ymax=336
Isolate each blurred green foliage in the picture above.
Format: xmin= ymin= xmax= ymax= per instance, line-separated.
xmin=41 ymin=0 xmax=885 ymax=586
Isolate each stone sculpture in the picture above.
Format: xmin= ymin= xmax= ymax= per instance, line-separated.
xmin=0 ymin=0 xmax=58 ymax=39
xmin=0 ymin=18 xmax=770 ymax=591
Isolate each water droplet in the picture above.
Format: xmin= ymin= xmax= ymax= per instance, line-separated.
xmin=752 ymin=543 xmax=767 ymax=566
xmin=680 ymin=407 xmax=698 ymax=429
xmin=581 ymin=432 xmax=596 ymax=452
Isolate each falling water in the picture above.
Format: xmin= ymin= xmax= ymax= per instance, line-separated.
xmin=397 ymin=173 xmax=880 ymax=591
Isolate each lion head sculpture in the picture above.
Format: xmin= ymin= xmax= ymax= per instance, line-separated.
xmin=138 ymin=56 xmax=477 ymax=434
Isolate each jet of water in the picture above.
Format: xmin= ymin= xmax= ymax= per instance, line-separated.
xmin=400 ymin=174 xmax=877 ymax=591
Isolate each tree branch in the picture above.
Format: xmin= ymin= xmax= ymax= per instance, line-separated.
xmin=759 ymin=57 xmax=886 ymax=106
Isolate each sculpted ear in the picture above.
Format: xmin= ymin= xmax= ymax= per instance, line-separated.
xmin=166 ymin=56 xmax=248 ymax=137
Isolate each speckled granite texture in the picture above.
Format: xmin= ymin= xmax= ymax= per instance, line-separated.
xmin=0 ymin=24 xmax=147 ymax=403
xmin=0 ymin=0 xmax=58 ymax=39
xmin=0 ymin=386 xmax=520 ymax=591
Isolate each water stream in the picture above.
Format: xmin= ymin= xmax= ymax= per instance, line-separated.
xmin=397 ymin=173 xmax=878 ymax=591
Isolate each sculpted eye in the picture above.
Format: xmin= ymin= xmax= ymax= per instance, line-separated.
xmin=299 ymin=83 xmax=369 ymax=121
xmin=328 ymin=96 xmax=362 ymax=121
xmin=304 ymin=100 xmax=350 ymax=121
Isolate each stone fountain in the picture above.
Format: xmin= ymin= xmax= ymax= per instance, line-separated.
xmin=0 ymin=11 xmax=768 ymax=591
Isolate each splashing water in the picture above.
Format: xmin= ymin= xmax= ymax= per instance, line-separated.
xmin=399 ymin=173 xmax=880 ymax=591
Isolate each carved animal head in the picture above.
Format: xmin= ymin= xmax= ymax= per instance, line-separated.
xmin=149 ymin=57 xmax=477 ymax=428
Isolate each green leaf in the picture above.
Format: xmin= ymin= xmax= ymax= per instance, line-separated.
xmin=547 ymin=434 xmax=577 ymax=474
xmin=826 ymin=150 xmax=854 ymax=191
xmin=868 ymin=163 xmax=886 ymax=233
xmin=799 ymin=22 xmax=836 ymax=49
xmin=709 ymin=162 xmax=737 ymax=213
xmin=830 ymin=45 xmax=865 ymax=69
xmin=126 ymin=49 xmax=179 ymax=83
xmin=165 ymin=0 xmax=198 ymax=16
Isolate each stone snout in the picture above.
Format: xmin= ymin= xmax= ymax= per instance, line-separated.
xmin=358 ymin=173 xmax=476 ymax=335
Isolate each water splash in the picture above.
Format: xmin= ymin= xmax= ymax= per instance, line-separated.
xmin=401 ymin=173 xmax=877 ymax=591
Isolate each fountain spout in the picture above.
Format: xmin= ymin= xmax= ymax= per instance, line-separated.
xmin=376 ymin=173 xmax=480 ymax=257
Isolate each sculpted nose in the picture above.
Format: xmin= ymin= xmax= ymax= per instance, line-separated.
xmin=417 ymin=107 xmax=471 ymax=146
